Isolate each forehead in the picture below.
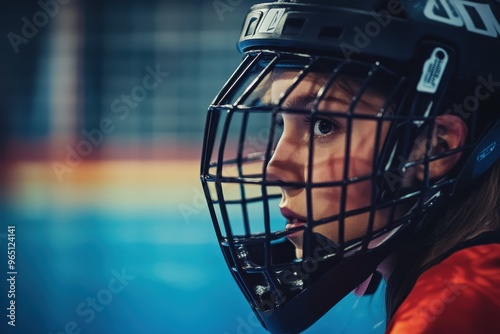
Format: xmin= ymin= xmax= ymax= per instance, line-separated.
xmin=270 ymin=68 xmax=387 ymax=113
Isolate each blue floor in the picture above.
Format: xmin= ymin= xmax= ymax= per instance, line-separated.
xmin=0 ymin=192 xmax=386 ymax=334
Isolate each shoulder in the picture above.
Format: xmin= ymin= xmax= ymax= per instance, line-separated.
xmin=386 ymin=243 xmax=500 ymax=334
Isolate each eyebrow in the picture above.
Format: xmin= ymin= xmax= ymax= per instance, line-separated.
xmin=281 ymin=93 xmax=350 ymax=110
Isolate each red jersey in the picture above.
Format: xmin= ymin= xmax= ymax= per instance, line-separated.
xmin=386 ymin=243 xmax=500 ymax=334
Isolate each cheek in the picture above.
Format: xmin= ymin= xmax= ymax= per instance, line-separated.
xmin=308 ymin=120 xmax=387 ymax=209
xmin=348 ymin=121 xmax=380 ymax=174
xmin=311 ymin=168 xmax=373 ymax=215
xmin=310 ymin=120 xmax=380 ymax=180
xmin=308 ymin=157 xmax=374 ymax=221
xmin=311 ymin=155 xmax=344 ymax=182
xmin=311 ymin=149 xmax=373 ymax=182
xmin=309 ymin=142 xmax=376 ymax=215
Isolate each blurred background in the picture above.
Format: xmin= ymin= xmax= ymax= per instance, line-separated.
xmin=0 ymin=1 xmax=385 ymax=333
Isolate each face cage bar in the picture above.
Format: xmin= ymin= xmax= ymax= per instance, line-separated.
xmin=200 ymin=50 xmax=469 ymax=333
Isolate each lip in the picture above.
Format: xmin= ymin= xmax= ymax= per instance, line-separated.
xmin=280 ymin=207 xmax=307 ymax=222
xmin=280 ymin=207 xmax=307 ymax=239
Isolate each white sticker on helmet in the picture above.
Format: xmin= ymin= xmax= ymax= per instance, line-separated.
xmin=424 ymin=0 xmax=500 ymax=38
xmin=257 ymin=8 xmax=286 ymax=34
xmin=417 ymin=47 xmax=449 ymax=94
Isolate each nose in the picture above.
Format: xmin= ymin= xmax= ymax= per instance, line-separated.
xmin=265 ymin=133 xmax=304 ymax=187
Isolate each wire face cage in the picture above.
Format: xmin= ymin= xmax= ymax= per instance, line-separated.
xmin=199 ymin=49 xmax=469 ymax=333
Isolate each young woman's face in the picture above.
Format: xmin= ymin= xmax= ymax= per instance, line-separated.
xmin=266 ymin=70 xmax=397 ymax=258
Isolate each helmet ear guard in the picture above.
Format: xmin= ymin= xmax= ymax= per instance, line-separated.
xmin=453 ymin=118 xmax=500 ymax=194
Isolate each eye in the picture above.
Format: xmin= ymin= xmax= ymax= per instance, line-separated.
xmin=313 ymin=119 xmax=334 ymax=136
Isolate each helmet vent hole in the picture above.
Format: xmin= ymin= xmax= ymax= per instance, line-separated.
xmin=283 ymin=18 xmax=306 ymax=35
xmin=318 ymin=26 xmax=343 ymax=40
xmin=245 ymin=16 xmax=261 ymax=37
